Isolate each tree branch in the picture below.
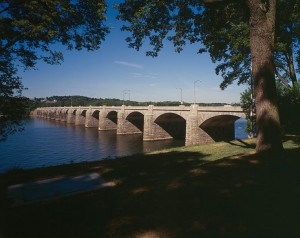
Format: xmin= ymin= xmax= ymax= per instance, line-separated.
xmin=274 ymin=66 xmax=291 ymax=87
xmin=0 ymin=37 xmax=20 ymax=54
xmin=0 ymin=6 xmax=9 ymax=15
xmin=203 ymin=0 xmax=226 ymax=2
xmin=274 ymin=58 xmax=290 ymax=76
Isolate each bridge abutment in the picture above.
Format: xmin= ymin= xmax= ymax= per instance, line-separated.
xmin=50 ymin=111 xmax=56 ymax=120
xmin=75 ymin=108 xmax=86 ymax=126
xmin=186 ymin=104 xmax=214 ymax=145
xmin=67 ymin=109 xmax=75 ymax=123
xmin=60 ymin=110 xmax=67 ymax=122
xmin=85 ymin=108 xmax=99 ymax=128
xmin=143 ymin=105 xmax=173 ymax=141
xmin=55 ymin=111 xmax=60 ymax=121
xmin=99 ymin=106 xmax=117 ymax=131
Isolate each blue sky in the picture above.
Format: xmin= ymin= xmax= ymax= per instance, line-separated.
xmin=20 ymin=1 xmax=247 ymax=104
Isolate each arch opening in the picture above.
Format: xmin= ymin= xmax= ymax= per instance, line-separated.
xmin=107 ymin=111 xmax=118 ymax=124
xmin=155 ymin=113 xmax=186 ymax=140
xmin=92 ymin=110 xmax=100 ymax=120
xmin=126 ymin=112 xmax=144 ymax=132
xmin=200 ymin=115 xmax=240 ymax=142
xmin=81 ymin=110 xmax=87 ymax=117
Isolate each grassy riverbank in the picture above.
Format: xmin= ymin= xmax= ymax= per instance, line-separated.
xmin=1 ymin=138 xmax=300 ymax=238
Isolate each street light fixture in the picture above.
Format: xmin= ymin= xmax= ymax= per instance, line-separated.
xmin=127 ymin=90 xmax=131 ymax=102
xmin=177 ymin=88 xmax=183 ymax=105
xmin=122 ymin=90 xmax=126 ymax=105
xmin=122 ymin=90 xmax=131 ymax=105
xmin=193 ymin=80 xmax=200 ymax=104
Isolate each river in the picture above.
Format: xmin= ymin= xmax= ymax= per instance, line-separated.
xmin=0 ymin=118 xmax=247 ymax=173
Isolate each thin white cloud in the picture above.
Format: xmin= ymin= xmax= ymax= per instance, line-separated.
xmin=131 ymin=72 xmax=158 ymax=79
xmin=114 ymin=61 xmax=143 ymax=69
xmin=131 ymin=72 xmax=143 ymax=77
xmin=149 ymin=83 xmax=158 ymax=87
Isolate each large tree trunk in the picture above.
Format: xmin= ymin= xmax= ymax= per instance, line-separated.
xmin=247 ymin=0 xmax=283 ymax=155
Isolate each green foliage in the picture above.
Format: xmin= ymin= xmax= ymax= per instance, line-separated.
xmin=0 ymin=62 xmax=28 ymax=141
xmin=277 ymin=83 xmax=300 ymax=133
xmin=0 ymin=0 xmax=109 ymax=139
xmin=274 ymin=0 xmax=300 ymax=87
xmin=241 ymin=82 xmax=300 ymax=135
xmin=1 ymin=0 xmax=108 ymax=69
xmin=240 ymin=88 xmax=256 ymax=137
xmin=0 ymin=96 xmax=29 ymax=141
xmin=28 ymin=96 xmax=184 ymax=108
xmin=28 ymin=95 xmax=234 ymax=109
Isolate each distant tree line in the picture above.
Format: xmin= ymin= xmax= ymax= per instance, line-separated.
xmin=28 ymin=95 xmax=235 ymax=109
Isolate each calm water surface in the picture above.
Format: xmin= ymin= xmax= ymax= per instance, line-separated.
xmin=0 ymin=118 xmax=247 ymax=173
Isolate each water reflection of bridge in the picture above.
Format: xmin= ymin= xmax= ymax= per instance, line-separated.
xmin=34 ymin=105 xmax=246 ymax=146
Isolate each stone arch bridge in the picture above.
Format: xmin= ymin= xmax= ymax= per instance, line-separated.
xmin=34 ymin=105 xmax=246 ymax=146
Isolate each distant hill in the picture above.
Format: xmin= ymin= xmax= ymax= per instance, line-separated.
xmin=27 ymin=95 xmax=238 ymax=109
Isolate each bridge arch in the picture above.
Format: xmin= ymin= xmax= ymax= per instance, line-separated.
xmin=126 ymin=111 xmax=144 ymax=132
xmin=107 ymin=111 xmax=118 ymax=124
xmin=81 ymin=109 xmax=87 ymax=117
xmin=57 ymin=109 xmax=66 ymax=121
xmin=200 ymin=115 xmax=240 ymax=142
xmin=61 ymin=108 xmax=67 ymax=115
xmin=92 ymin=110 xmax=100 ymax=120
xmin=98 ymin=110 xmax=118 ymax=131
xmin=74 ymin=109 xmax=87 ymax=125
xmin=154 ymin=113 xmax=186 ymax=140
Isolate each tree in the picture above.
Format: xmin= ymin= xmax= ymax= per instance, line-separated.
xmin=0 ymin=65 xmax=28 ymax=141
xmin=117 ymin=0 xmax=294 ymax=155
xmin=241 ymin=81 xmax=300 ymax=138
xmin=240 ymin=88 xmax=256 ymax=138
xmin=277 ymin=82 xmax=300 ymax=133
xmin=274 ymin=0 xmax=300 ymax=92
xmin=0 ymin=0 xmax=109 ymax=140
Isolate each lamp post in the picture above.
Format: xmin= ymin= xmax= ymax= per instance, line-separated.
xmin=193 ymin=80 xmax=200 ymax=104
xmin=177 ymin=88 xmax=183 ymax=104
xmin=127 ymin=90 xmax=131 ymax=102
xmin=123 ymin=90 xmax=131 ymax=105
xmin=122 ymin=90 xmax=127 ymax=105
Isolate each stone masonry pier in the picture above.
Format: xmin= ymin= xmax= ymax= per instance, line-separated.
xmin=34 ymin=105 xmax=246 ymax=146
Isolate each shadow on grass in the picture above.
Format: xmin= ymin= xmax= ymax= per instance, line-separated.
xmin=227 ymin=139 xmax=256 ymax=149
xmin=1 ymin=148 xmax=300 ymax=238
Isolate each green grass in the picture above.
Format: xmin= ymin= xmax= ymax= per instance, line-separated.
xmin=1 ymin=138 xmax=300 ymax=238
xmin=150 ymin=138 xmax=257 ymax=159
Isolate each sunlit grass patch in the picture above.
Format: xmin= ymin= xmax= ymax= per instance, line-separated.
xmin=149 ymin=138 xmax=256 ymax=162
